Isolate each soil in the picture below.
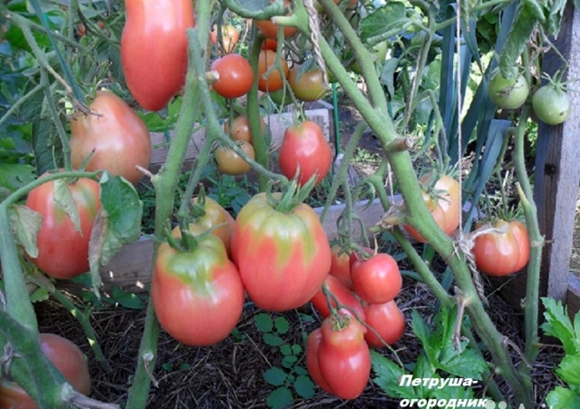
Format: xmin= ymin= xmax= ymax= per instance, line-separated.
xmin=31 ymin=102 xmax=565 ymax=409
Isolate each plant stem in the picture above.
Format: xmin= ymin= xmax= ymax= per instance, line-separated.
xmin=513 ymin=106 xmax=543 ymax=368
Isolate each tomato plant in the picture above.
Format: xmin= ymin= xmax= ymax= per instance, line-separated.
xmin=351 ymin=253 xmax=402 ymax=304
xmin=532 ymin=83 xmax=571 ymax=125
xmin=211 ymin=54 xmax=254 ymax=99
xmin=472 ymin=219 xmax=530 ymax=277
xmin=0 ymin=333 xmax=91 ymax=409
xmin=24 ymin=174 xmax=101 ymax=279
xmin=278 ymin=120 xmax=333 ymax=186
xmin=152 ymin=235 xmax=245 ymax=346
xmin=488 ymin=72 xmax=529 ymax=110
xmin=223 ymin=115 xmax=266 ymax=144
xmin=121 ymin=0 xmax=195 ymax=111
xmin=210 ymin=24 xmax=239 ymax=53
xmin=257 ymin=49 xmax=288 ymax=92
xmin=231 ymin=193 xmax=331 ymax=311
xmin=288 ymin=65 xmax=326 ymax=102
xmin=70 ymin=90 xmax=151 ymax=185
xmin=214 ymin=141 xmax=255 ymax=175
xmin=403 ymin=174 xmax=461 ymax=243
xmin=310 ymin=274 xmax=366 ymax=321
xmin=362 ymin=300 xmax=406 ymax=348
xmin=312 ymin=311 xmax=371 ymax=399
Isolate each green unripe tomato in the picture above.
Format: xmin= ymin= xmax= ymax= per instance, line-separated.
xmin=532 ymin=84 xmax=571 ymax=125
xmin=350 ymin=41 xmax=389 ymax=75
xmin=488 ymin=72 xmax=529 ymax=110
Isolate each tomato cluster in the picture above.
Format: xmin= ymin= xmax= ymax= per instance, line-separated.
xmin=307 ymin=246 xmax=406 ymax=398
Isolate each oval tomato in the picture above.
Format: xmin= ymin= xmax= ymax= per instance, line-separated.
xmin=223 ymin=115 xmax=266 ymax=144
xmin=305 ymin=328 xmax=334 ymax=395
xmin=152 ymin=235 xmax=245 ymax=346
xmin=363 ymin=300 xmax=406 ymax=348
xmin=403 ymin=174 xmax=461 ymax=243
xmin=211 ymin=54 xmax=254 ymax=99
xmin=351 ymin=253 xmax=402 ymax=304
xmin=329 ymin=244 xmax=353 ymax=290
xmin=0 ymin=333 xmax=91 ymax=409
xmin=532 ymin=83 xmax=571 ymax=125
xmin=121 ymin=0 xmax=195 ymax=111
xmin=215 ymin=141 xmax=255 ymax=175
xmin=172 ymin=196 xmax=235 ymax=257
xmin=278 ymin=120 xmax=332 ymax=186
xmin=261 ymin=38 xmax=278 ymax=51
xmin=288 ymin=65 xmax=327 ymax=102
xmin=310 ymin=275 xmax=365 ymax=321
xmin=25 ymin=173 xmax=101 ymax=279
xmin=231 ymin=193 xmax=331 ymax=311
xmin=210 ymin=24 xmax=239 ymax=54
xmin=70 ymin=90 xmax=151 ymax=185
xmin=317 ymin=312 xmax=371 ymax=399
xmin=258 ymin=49 xmax=289 ymax=92
xmin=488 ymin=72 xmax=529 ymax=110
xmin=472 ymin=219 xmax=530 ymax=277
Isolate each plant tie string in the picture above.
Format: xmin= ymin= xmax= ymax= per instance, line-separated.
xmin=304 ymin=0 xmax=329 ymax=89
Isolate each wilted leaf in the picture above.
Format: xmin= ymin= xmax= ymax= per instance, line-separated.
xmin=10 ymin=205 xmax=42 ymax=258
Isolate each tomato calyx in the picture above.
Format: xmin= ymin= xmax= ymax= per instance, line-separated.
xmin=266 ymin=175 xmax=318 ymax=214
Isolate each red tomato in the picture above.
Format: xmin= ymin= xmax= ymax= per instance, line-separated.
xmin=288 ymin=65 xmax=327 ymax=102
xmin=261 ymin=38 xmax=278 ymax=51
xmin=329 ymin=245 xmax=353 ymax=289
xmin=257 ymin=49 xmax=289 ymax=92
xmin=305 ymin=328 xmax=335 ymax=395
xmin=472 ymin=219 xmax=530 ymax=276
xmin=0 ymin=333 xmax=91 ymax=409
xmin=121 ymin=0 xmax=195 ymax=111
xmin=210 ymin=24 xmax=239 ymax=53
xmin=363 ymin=300 xmax=406 ymax=348
xmin=215 ymin=141 xmax=255 ymax=175
xmin=403 ymin=174 xmax=461 ymax=243
xmin=231 ymin=193 xmax=331 ymax=311
xmin=152 ymin=235 xmax=245 ymax=346
xmin=70 ymin=90 xmax=151 ymax=185
xmin=223 ymin=115 xmax=266 ymax=144
xmin=172 ymin=196 xmax=235 ymax=257
xmin=211 ymin=54 xmax=254 ymax=99
xmin=310 ymin=275 xmax=365 ymax=321
xmin=279 ymin=120 xmax=332 ymax=186
xmin=317 ymin=312 xmax=371 ymax=399
xmin=25 ymin=173 xmax=101 ymax=279
xmin=254 ymin=1 xmax=297 ymax=39
xmin=351 ymin=253 xmax=402 ymax=304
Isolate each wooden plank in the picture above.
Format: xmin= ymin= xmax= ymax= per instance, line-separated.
xmin=64 ymin=199 xmax=385 ymax=294
xmin=149 ymin=107 xmax=332 ymax=168
xmin=567 ymin=273 xmax=580 ymax=316
xmin=530 ymin=2 xmax=580 ymax=304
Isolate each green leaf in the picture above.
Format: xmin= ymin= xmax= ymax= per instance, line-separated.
xmin=556 ymin=355 xmax=580 ymax=387
xmin=280 ymin=344 xmax=292 ymax=355
xmin=264 ymin=367 xmax=288 ymax=387
xmin=293 ymin=375 xmax=315 ymax=398
xmin=139 ymin=98 xmax=183 ymax=132
xmin=371 ymin=350 xmax=412 ymax=399
xmin=29 ymin=287 xmax=49 ymax=303
xmin=255 ymin=313 xmax=274 ymax=333
xmin=379 ymin=58 xmax=399 ymax=98
xmin=411 ymin=310 xmax=439 ymax=363
xmin=110 ymin=287 xmax=145 ymax=310
xmin=266 ymin=387 xmax=294 ymax=409
xmin=547 ymin=386 xmax=580 ymax=409
xmin=282 ymin=355 xmax=297 ymax=368
xmin=53 ymin=178 xmax=81 ymax=233
xmin=360 ymin=2 xmax=410 ymax=44
xmin=413 ymin=354 xmax=435 ymax=397
xmin=274 ymin=316 xmax=289 ymax=335
xmin=264 ymin=333 xmax=284 ymax=347
xmin=10 ymin=205 xmax=42 ymax=258
xmin=439 ymin=348 xmax=487 ymax=380
xmin=499 ymin=0 xmax=543 ymax=79
xmin=293 ymin=366 xmax=307 ymax=376
xmin=541 ymin=297 xmax=576 ymax=355
xmin=88 ymin=173 xmax=143 ymax=289
xmin=291 ymin=344 xmax=302 ymax=355
xmin=0 ymin=163 xmax=36 ymax=201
